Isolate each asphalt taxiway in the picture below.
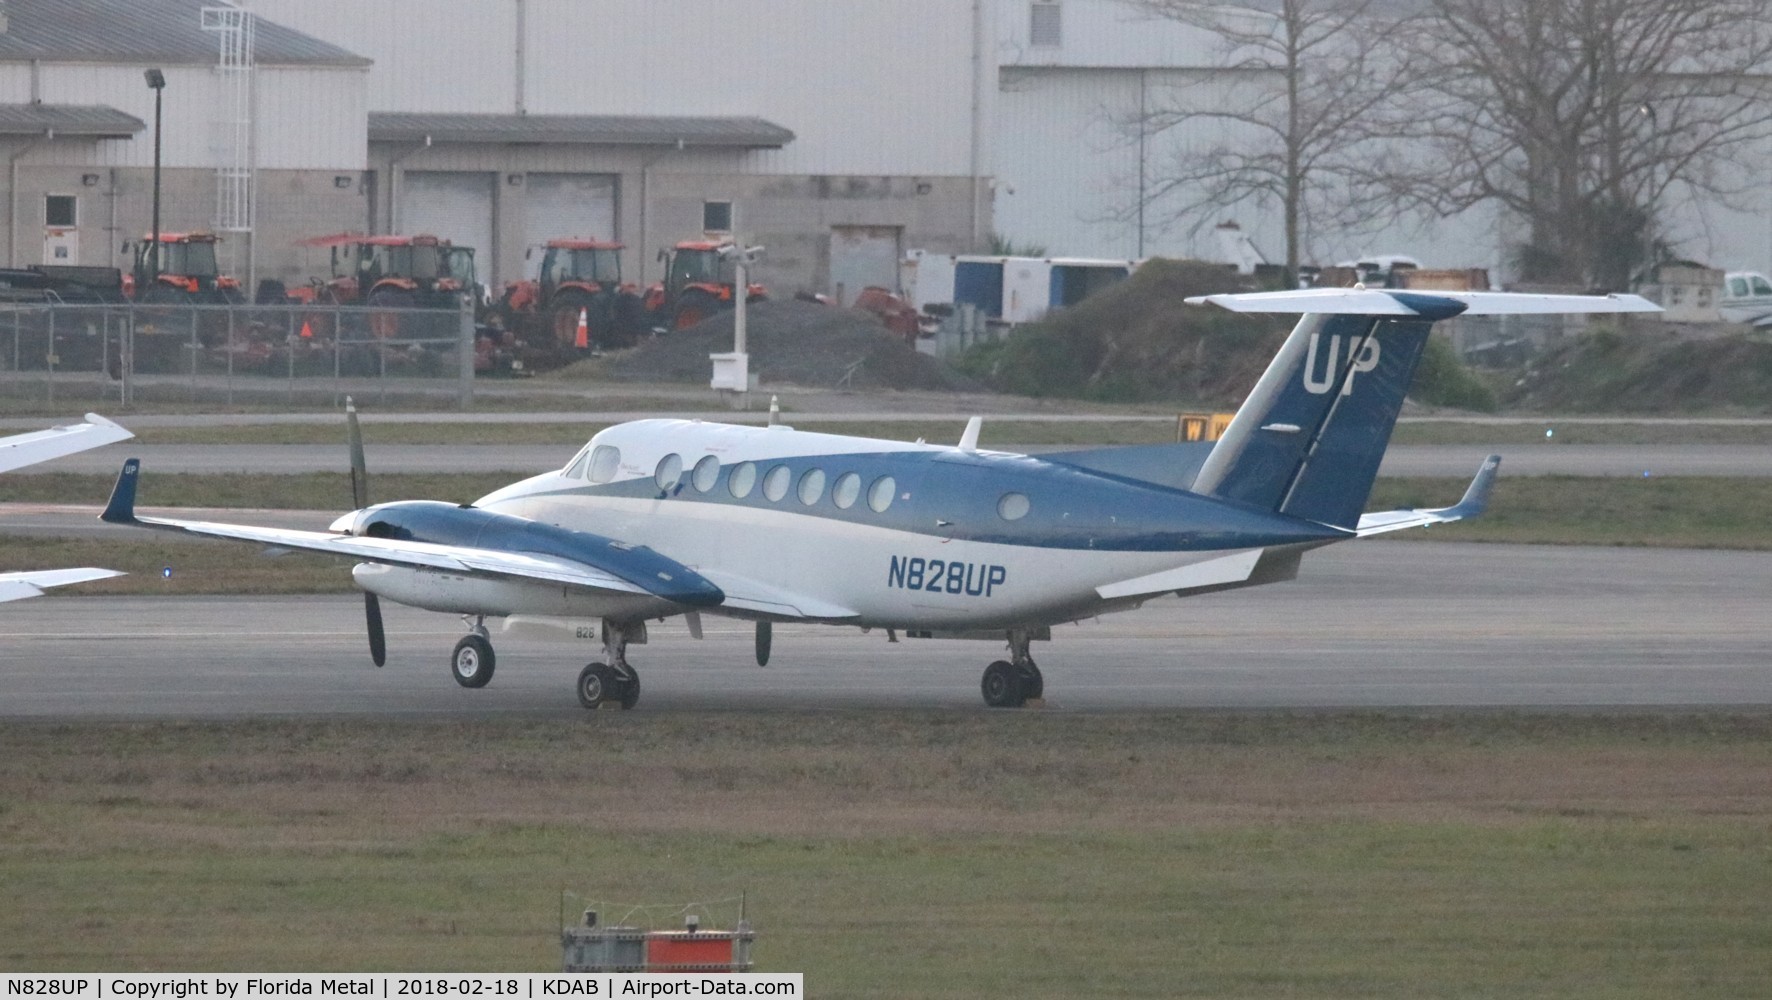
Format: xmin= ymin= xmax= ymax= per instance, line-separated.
xmin=4 ymin=542 xmax=1767 ymax=717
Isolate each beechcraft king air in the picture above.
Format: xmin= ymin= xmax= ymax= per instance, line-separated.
xmin=1 ymin=413 xmax=133 ymax=602
xmin=99 ymin=288 xmax=1658 ymax=708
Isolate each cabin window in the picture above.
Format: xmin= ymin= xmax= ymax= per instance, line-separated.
xmin=797 ymin=468 xmax=826 ymax=506
xmin=1730 ymin=277 xmax=1749 ymax=297
xmin=998 ymin=492 xmax=1030 ymax=521
xmin=729 ymin=461 xmax=757 ymax=498
xmin=563 ymin=447 xmax=591 ymax=480
xmin=1754 ymin=275 xmax=1772 ymax=296
xmin=762 ymin=464 xmax=791 ymax=502
xmin=655 ymin=453 xmax=683 ymax=492
xmin=691 ymin=455 xmax=720 ymax=493
xmin=587 ymin=445 xmax=620 ymax=483
xmin=867 ymin=475 xmax=896 ymax=513
xmin=832 ymin=472 xmax=861 ymax=509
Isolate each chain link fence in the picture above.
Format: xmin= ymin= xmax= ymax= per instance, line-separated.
xmin=0 ymin=299 xmax=477 ymax=408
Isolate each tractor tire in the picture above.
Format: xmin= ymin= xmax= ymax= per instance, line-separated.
xmin=672 ymin=289 xmax=719 ymax=330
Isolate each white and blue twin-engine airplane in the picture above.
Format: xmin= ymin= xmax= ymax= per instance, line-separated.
xmin=100 ymin=288 xmax=1657 ymax=708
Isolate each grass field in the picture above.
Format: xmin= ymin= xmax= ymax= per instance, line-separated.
xmin=1 ymin=713 xmax=1767 ymax=996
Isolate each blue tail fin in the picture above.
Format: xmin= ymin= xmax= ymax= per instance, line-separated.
xmin=1191 ymin=294 xmax=1465 ymax=529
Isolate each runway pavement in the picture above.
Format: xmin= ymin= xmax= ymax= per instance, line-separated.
xmin=16 ymin=442 xmax=1772 ymax=477
xmin=4 ymin=542 xmax=1767 ymax=717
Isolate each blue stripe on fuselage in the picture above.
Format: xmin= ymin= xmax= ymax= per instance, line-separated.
xmin=491 ymin=449 xmax=1347 ymax=553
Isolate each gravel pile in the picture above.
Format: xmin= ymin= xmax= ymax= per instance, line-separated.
xmin=588 ymin=299 xmax=977 ymax=391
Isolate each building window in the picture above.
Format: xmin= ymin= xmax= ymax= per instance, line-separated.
xmin=703 ymin=200 xmax=733 ymax=233
xmin=44 ymin=194 xmax=76 ymax=227
xmin=1030 ymin=2 xmax=1061 ymax=47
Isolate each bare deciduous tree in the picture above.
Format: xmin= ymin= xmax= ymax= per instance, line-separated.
xmin=1115 ymin=0 xmax=1415 ymax=282
xmin=1389 ymin=0 xmax=1772 ymax=289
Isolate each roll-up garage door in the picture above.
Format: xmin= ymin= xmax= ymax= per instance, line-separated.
xmin=524 ymin=173 xmax=618 ymax=248
xmin=401 ymin=171 xmax=495 ymax=283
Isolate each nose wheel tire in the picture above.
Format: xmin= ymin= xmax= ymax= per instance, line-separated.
xmin=450 ymin=634 xmax=496 ymax=689
xmin=981 ymin=659 xmax=1026 ymax=708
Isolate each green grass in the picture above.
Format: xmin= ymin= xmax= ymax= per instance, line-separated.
xmin=2 ymin=713 xmax=1768 ymax=995
xmin=1368 ymin=475 xmax=1772 ymax=548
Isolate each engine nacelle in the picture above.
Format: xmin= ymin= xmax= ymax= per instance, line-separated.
xmin=352 ymin=563 xmax=675 ymax=620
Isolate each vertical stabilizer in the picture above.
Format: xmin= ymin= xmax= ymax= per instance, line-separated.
xmin=1190 ymin=293 xmax=1466 ymax=529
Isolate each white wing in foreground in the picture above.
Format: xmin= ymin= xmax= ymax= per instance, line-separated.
xmin=0 ymin=413 xmax=133 ymax=475
xmin=0 ymin=568 xmax=124 ymax=603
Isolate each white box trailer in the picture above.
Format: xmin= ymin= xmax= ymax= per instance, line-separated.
xmin=902 ymin=251 xmax=1139 ymax=324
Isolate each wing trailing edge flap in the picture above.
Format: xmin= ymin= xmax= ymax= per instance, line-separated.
xmin=696 ymin=568 xmax=859 ymax=621
xmin=0 ymin=567 xmax=125 ymax=603
xmin=1356 ymin=454 xmax=1501 ymax=537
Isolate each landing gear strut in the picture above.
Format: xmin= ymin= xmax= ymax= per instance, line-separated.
xmin=577 ymin=619 xmax=642 ymax=710
xmin=450 ymin=616 xmax=496 ymax=688
xmin=981 ymin=629 xmax=1042 ymax=708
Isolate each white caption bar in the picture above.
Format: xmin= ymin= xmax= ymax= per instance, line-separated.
xmin=3 ymin=975 xmax=801 ymax=1000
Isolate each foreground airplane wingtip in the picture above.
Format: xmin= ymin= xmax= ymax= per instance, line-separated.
xmin=100 ymin=458 xmax=142 ymax=525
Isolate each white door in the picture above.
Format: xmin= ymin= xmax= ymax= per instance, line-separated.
xmin=523 ymin=174 xmax=618 ymax=257
xmin=830 ymin=226 xmax=902 ymax=305
xmin=401 ymin=171 xmax=495 ymax=283
xmin=43 ymin=228 xmax=78 ymax=265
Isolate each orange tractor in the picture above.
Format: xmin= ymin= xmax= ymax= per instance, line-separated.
xmin=295 ymin=232 xmax=480 ymax=311
xmin=646 ymin=238 xmax=767 ymax=330
xmin=496 ymin=238 xmax=645 ymax=353
xmin=124 ymin=232 xmax=245 ymax=304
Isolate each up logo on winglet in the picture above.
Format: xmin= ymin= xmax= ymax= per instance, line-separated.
xmin=1302 ymin=334 xmax=1381 ymax=396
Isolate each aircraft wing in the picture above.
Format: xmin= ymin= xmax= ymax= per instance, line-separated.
xmin=1355 ymin=454 xmax=1500 ymax=537
xmin=0 ymin=413 xmax=133 ymax=475
xmin=0 ymin=567 xmax=125 ymax=603
xmin=1186 ymin=289 xmax=1661 ymax=316
xmin=698 ymin=568 xmax=859 ymax=620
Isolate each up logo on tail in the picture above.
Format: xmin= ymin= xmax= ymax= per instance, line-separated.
xmin=1302 ymin=334 xmax=1381 ymax=395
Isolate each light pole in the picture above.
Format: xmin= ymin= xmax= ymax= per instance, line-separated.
xmin=144 ymin=68 xmax=165 ymax=281
xmin=709 ymin=243 xmax=764 ymax=400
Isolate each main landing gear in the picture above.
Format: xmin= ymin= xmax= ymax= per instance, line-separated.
xmin=446 ymin=615 xmax=642 ymax=710
xmin=980 ymin=629 xmax=1043 ymax=708
xmin=576 ymin=619 xmax=642 ymax=710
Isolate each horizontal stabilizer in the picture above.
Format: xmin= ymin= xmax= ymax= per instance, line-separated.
xmin=0 ymin=413 xmax=133 ymax=475
xmin=1355 ymin=454 xmax=1500 ymax=537
xmin=1186 ymin=289 xmax=1662 ymax=317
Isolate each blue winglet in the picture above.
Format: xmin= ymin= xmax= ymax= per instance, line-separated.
xmin=101 ymin=458 xmax=141 ymax=525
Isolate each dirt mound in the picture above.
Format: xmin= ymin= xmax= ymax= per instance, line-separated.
xmin=574 ymin=299 xmax=977 ymax=391
xmin=956 ymin=259 xmax=1284 ymax=404
xmin=1507 ymin=327 xmax=1772 ymax=413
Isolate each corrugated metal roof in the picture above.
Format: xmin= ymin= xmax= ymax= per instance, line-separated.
xmin=0 ymin=102 xmax=142 ymax=136
xmin=0 ymin=0 xmax=368 ymax=67
xmin=368 ymin=112 xmax=795 ymax=149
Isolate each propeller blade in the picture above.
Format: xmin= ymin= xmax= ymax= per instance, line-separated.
xmin=346 ymin=396 xmax=369 ymax=510
xmin=755 ymin=620 xmax=772 ymax=667
xmin=366 ymin=592 xmax=387 ymax=667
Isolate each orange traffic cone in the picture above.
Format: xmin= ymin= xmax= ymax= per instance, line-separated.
xmin=299 ymin=319 xmax=313 ymax=339
xmin=574 ymin=308 xmax=589 ymax=349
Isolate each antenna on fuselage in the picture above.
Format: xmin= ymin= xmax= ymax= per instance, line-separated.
xmin=958 ymin=416 xmax=982 ymax=453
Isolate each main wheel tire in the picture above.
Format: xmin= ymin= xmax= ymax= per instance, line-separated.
xmin=450 ymin=634 xmax=496 ymax=689
xmin=577 ymin=661 xmax=617 ymax=709
xmin=981 ymin=659 xmax=1025 ymax=708
xmin=1019 ymin=660 xmax=1044 ymax=700
xmin=617 ymin=667 xmax=641 ymax=710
